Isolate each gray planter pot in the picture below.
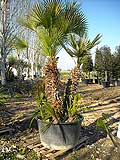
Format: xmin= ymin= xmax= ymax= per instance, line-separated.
xmin=95 ymin=79 xmax=98 ymax=84
xmin=88 ymin=79 xmax=93 ymax=84
xmin=110 ymin=80 xmax=116 ymax=86
xmin=116 ymin=80 xmax=120 ymax=86
xmin=82 ymin=79 xmax=89 ymax=84
xmin=98 ymin=79 xmax=102 ymax=85
xmin=102 ymin=81 xmax=110 ymax=87
xmin=37 ymin=116 xmax=83 ymax=150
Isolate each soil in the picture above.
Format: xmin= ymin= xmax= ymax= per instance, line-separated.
xmin=0 ymin=83 xmax=120 ymax=160
xmin=64 ymin=83 xmax=120 ymax=160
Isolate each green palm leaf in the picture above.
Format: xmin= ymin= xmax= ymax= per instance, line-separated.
xmin=18 ymin=0 xmax=87 ymax=58
xmin=13 ymin=38 xmax=28 ymax=50
xmin=18 ymin=17 xmax=36 ymax=31
xmin=62 ymin=43 xmax=74 ymax=57
xmin=44 ymin=102 xmax=59 ymax=121
xmin=64 ymin=33 xmax=102 ymax=65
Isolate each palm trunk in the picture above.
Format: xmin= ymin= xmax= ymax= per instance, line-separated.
xmin=71 ymin=64 xmax=81 ymax=95
xmin=0 ymin=57 xmax=6 ymax=85
xmin=44 ymin=57 xmax=61 ymax=109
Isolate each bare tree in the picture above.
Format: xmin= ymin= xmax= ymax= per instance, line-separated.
xmin=0 ymin=0 xmax=11 ymax=85
xmin=0 ymin=0 xmax=31 ymax=84
xmin=0 ymin=0 xmax=46 ymax=84
xmin=27 ymin=34 xmax=46 ymax=79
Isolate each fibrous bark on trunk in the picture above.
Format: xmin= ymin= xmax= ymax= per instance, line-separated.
xmin=71 ymin=65 xmax=81 ymax=95
xmin=44 ymin=57 xmax=62 ymax=110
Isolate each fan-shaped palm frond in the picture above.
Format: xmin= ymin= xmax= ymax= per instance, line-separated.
xmin=18 ymin=0 xmax=87 ymax=58
xmin=18 ymin=17 xmax=36 ymax=31
xmin=37 ymin=26 xmax=64 ymax=57
xmin=65 ymin=2 xmax=88 ymax=35
xmin=13 ymin=38 xmax=28 ymax=50
xmin=7 ymin=55 xmax=17 ymax=67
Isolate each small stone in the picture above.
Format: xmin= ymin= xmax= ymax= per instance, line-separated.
xmin=96 ymin=151 xmax=99 ymax=154
xmin=91 ymin=154 xmax=94 ymax=158
xmin=16 ymin=154 xmax=25 ymax=159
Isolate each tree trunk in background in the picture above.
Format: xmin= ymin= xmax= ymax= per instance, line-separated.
xmin=17 ymin=63 xmax=20 ymax=81
xmin=17 ymin=52 xmax=21 ymax=81
xmin=44 ymin=57 xmax=61 ymax=110
xmin=88 ymin=71 xmax=90 ymax=80
xmin=26 ymin=66 xmax=30 ymax=79
xmin=35 ymin=65 xmax=38 ymax=78
xmin=71 ymin=65 xmax=81 ymax=95
xmin=31 ymin=61 xmax=34 ymax=79
xmin=0 ymin=57 xmax=6 ymax=85
xmin=97 ymin=71 xmax=99 ymax=81
xmin=105 ymin=70 xmax=108 ymax=81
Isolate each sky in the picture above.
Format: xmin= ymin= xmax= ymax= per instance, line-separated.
xmin=57 ymin=0 xmax=120 ymax=70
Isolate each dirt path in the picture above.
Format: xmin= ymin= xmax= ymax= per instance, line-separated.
xmin=0 ymin=96 xmax=37 ymax=129
xmin=64 ymin=84 xmax=120 ymax=160
xmin=82 ymin=97 xmax=120 ymax=128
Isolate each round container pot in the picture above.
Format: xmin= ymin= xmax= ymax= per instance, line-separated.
xmin=37 ymin=116 xmax=83 ymax=150
xmin=116 ymin=80 xmax=120 ymax=86
xmin=110 ymin=80 xmax=116 ymax=86
xmin=88 ymin=79 xmax=93 ymax=84
xmin=98 ymin=79 xmax=102 ymax=85
xmin=95 ymin=79 xmax=98 ymax=84
xmin=82 ymin=79 xmax=89 ymax=84
xmin=102 ymin=81 xmax=110 ymax=87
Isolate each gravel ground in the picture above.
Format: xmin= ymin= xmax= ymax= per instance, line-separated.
xmin=0 ymin=83 xmax=120 ymax=160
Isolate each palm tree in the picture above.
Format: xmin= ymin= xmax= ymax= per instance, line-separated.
xmin=13 ymin=38 xmax=28 ymax=81
xmin=18 ymin=0 xmax=87 ymax=110
xmin=6 ymin=55 xmax=17 ymax=81
xmin=63 ymin=33 xmax=102 ymax=94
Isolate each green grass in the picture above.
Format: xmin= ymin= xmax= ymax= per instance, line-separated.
xmin=60 ymin=71 xmax=70 ymax=81
xmin=60 ymin=71 xmax=70 ymax=76
xmin=0 ymin=92 xmax=10 ymax=103
xmin=0 ymin=83 xmax=25 ymax=104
